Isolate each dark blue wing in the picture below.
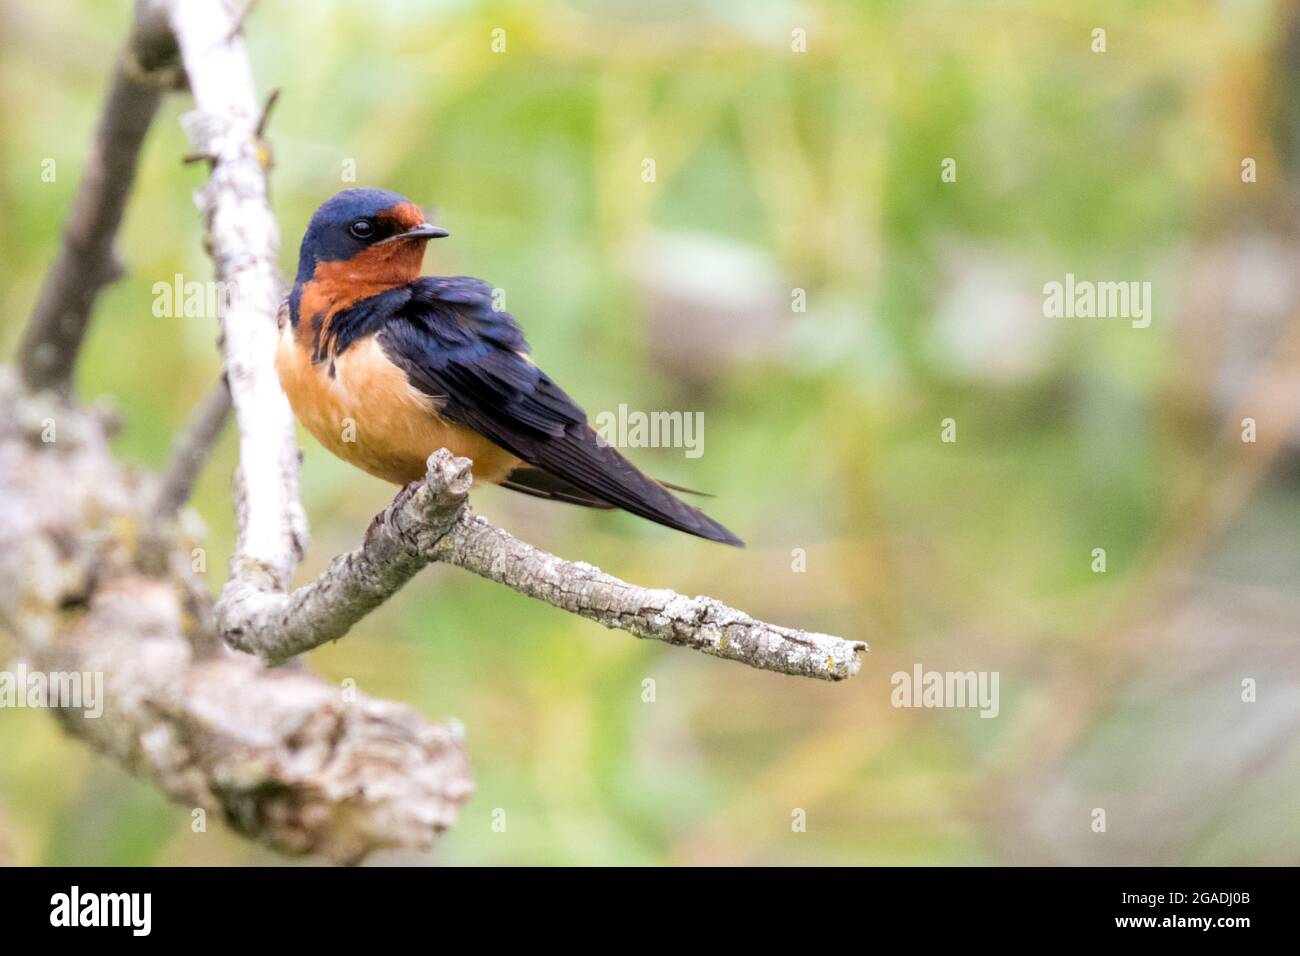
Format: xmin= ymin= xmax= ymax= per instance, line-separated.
xmin=374 ymin=276 xmax=742 ymax=546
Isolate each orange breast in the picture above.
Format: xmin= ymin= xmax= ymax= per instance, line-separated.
xmin=275 ymin=326 xmax=520 ymax=486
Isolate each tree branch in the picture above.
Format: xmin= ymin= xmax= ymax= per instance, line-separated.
xmin=439 ymin=507 xmax=867 ymax=680
xmin=17 ymin=2 xmax=179 ymax=393
xmin=223 ymin=451 xmax=867 ymax=679
xmin=169 ymin=0 xmax=307 ymax=596
xmin=220 ymin=451 xmax=475 ymax=665
xmin=0 ymin=373 xmax=472 ymax=864
xmin=149 ymin=376 xmax=231 ymax=522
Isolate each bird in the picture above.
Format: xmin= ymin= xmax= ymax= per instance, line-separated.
xmin=275 ymin=188 xmax=743 ymax=546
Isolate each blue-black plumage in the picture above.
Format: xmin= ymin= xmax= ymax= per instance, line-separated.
xmin=275 ymin=188 xmax=743 ymax=547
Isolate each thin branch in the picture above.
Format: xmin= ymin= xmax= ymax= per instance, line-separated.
xmin=168 ymin=0 xmax=307 ymax=594
xmin=222 ymin=451 xmax=867 ymax=680
xmin=17 ymin=3 xmax=179 ymax=393
xmin=220 ymin=450 xmax=475 ymax=665
xmin=255 ymin=87 xmax=281 ymax=138
xmin=149 ymin=376 xmax=232 ymax=522
xmin=227 ymin=0 xmax=261 ymax=42
xmin=439 ymin=510 xmax=867 ymax=680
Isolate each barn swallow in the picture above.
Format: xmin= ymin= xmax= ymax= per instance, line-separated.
xmin=276 ymin=188 xmax=743 ymax=546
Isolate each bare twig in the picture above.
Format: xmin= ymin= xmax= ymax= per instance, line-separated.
xmin=222 ymin=451 xmax=867 ymax=679
xmin=227 ymin=0 xmax=261 ymax=42
xmin=219 ymin=450 xmax=475 ymax=665
xmin=255 ymin=87 xmax=281 ymax=138
xmin=149 ymin=376 xmax=232 ymax=522
xmin=439 ymin=507 xmax=867 ymax=680
xmin=17 ymin=3 xmax=179 ymax=393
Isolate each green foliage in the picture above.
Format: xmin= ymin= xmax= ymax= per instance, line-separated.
xmin=1 ymin=0 xmax=1294 ymax=865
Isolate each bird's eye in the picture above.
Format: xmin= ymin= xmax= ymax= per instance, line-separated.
xmin=348 ymin=219 xmax=376 ymax=240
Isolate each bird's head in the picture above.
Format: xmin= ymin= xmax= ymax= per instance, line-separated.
xmin=295 ymin=188 xmax=449 ymax=285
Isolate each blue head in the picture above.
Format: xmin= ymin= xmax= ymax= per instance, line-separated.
xmin=295 ymin=188 xmax=448 ymax=283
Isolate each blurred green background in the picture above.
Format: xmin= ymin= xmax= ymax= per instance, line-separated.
xmin=3 ymin=0 xmax=1300 ymax=865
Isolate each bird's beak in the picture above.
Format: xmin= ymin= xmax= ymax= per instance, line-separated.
xmin=377 ymin=223 xmax=450 ymax=244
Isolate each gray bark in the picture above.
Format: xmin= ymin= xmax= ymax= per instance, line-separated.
xmin=0 ymin=373 xmax=472 ymax=864
xmin=220 ymin=450 xmax=867 ymax=680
